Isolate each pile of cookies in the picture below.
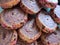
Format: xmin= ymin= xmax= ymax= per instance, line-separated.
xmin=0 ymin=0 xmax=60 ymax=45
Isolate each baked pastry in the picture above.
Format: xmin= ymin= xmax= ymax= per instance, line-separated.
xmin=0 ymin=26 xmax=17 ymax=45
xmin=18 ymin=19 xmax=41 ymax=43
xmin=36 ymin=12 xmax=57 ymax=33
xmin=0 ymin=8 xmax=28 ymax=30
xmin=0 ymin=0 xmax=20 ymax=8
xmin=38 ymin=0 xmax=58 ymax=9
xmin=50 ymin=5 xmax=60 ymax=24
xmin=37 ymin=0 xmax=58 ymax=12
xmin=16 ymin=39 xmax=38 ymax=45
xmin=41 ymin=30 xmax=60 ymax=45
xmin=20 ymin=0 xmax=41 ymax=14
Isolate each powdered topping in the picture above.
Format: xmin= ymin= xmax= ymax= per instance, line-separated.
xmin=46 ymin=30 xmax=60 ymax=44
xmin=38 ymin=13 xmax=57 ymax=29
xmin=46 ymin=0 xmax=58 ymax=4
xmin=1 ymin=8 xmax=27 ymax=27
xmin=54 ymin=5 xmax=60 ymax=18
xmin=22 ymin=0 xmax=40 ymax=12
xmin=20 ymin=20 xmax=39 ymax=38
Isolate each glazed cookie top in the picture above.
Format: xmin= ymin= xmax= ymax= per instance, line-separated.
xmin=20 ymin=20 xmax=40 ymax=38
xmin=0 ymin=26 xmax=13 ymax=45
xmin=43 ymin=30 xmax=60 ymax=44
xmin=38 ymin=12 xmax=57 ymax=29
xmin=54 ymin=5 xmax=60 ymax=18
xmin=1 ymin=8 xmax=27 ymax=29
xmin=46 ymin=0 xmax=58 ymax=4
xmin=22 ymin=0 xmax=40 ymax=13
xmin=38 ymin=0 xmax=58 ymax=9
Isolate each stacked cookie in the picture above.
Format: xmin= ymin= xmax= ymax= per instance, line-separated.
xmin=0 ymin=0 xmax=60 ymax=45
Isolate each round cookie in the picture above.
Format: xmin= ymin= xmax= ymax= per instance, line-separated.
xmin=20 ymin=0 xmax=41 ymax=14
xmin=38 ymin=0 xmax=58 ymax=9
xmin=41 ymin=30 xmax=60 ymax=45
xmin=36 ymin=11 xmax=57 ymax=33
xmin=18 ymin=19 xmax=41 ymax=43
xmin=1 ymin=8 xmax=28 ymax=30
xmin=50 ymin=5 xmax=60 ymax=24
xmin=0 ymin=0 xmax=20 ymax=8
xmin=0 ymin=26 xmax=17 ymax=45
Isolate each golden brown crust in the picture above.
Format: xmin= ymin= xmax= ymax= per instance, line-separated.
xmin=38 ymin=0 xmax=57 ymax=9
xmin=36 ymin=17 xmax=57 ymax=33
xmin=1 ymin=17 xmax=24 ymax=30
xmin=18 ymin=30 xmax=41 ymax=43
xmin=16 ymin=39 xmax=38 ymax=45
xmin=0 ymin=0 xmax=20 ymax=8
xmin=50 ymin=10 xmax=60 ymax=24
xmin=10 ymin=30 xmax=17 ymax=45
xmin=0 ymin=26 xmax=17 ymax=45
xmin=41 ymin=35 xmax=48 ymax=45
xmin=52 ymin=15 xmax=60 ymax=24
